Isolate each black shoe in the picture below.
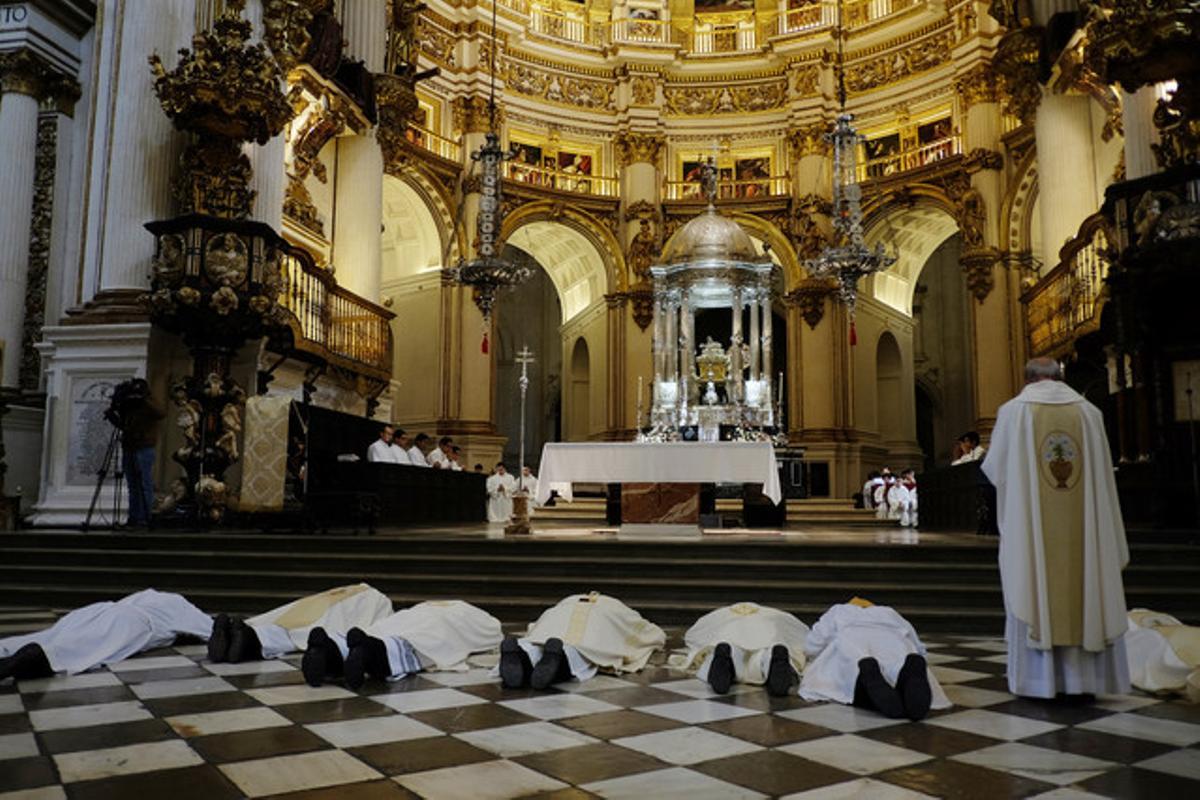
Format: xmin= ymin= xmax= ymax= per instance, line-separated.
xmin=1 ymin=644 xmax=53 ymax=682
xmin=531 ymin=637 xmax=569 ymax=690
xmin=707 ymin=642 xmax=735 ymax=695
xmin=765 ymin=644 xmax=797 ymax=697
xmin=302 ymin=627 xmax=343 ymax=687
xmin=896 ymin=653 xmax=932 ymax=721
xmin=228 ymin=619 xmax=263 ymax=663
xmin=344 ymin=633 xmax=389 ymax=690
xmin=499 ymin=636 xmax=532 ymax=689
xmin=346 ymin=627 xmax=368 ymax=650
xmin=208 ymin=614 xmax=232 ymax=664
xmin=855 ymin=657 xmax=905 ymax=719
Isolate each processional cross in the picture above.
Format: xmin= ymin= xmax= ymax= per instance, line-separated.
xmin=515 ymin=345 xmax=535 ymax=481
xmin=507 ymin=345 xmax=536 ymax=536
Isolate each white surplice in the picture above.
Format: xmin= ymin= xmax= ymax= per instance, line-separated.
xmin=246 ymin=583 xmax=393 ymax=659
xmin=406 ymin=446 xmax=429 ymax=467
xmin=486 ymin=472 xmax=517 ymax=522
xmin=521 ymin=592 xmax=665 ymax=681
xmin=798 ymin=602 xmax=950 ymax=709
xmin=1124 ymin=609 xmax=1200 ymax=701
xmin=362 ymin=600 xmax=502 ymax=678
xmin=367 ymin=439 xmax=398 ymax=463
xmin=675 ymin=602 xmax=809 ymax=687
xmin=982 ymin=379 xmax=1130 ymax=698
xmin=0 ymin=589 xmax=213 ymax=675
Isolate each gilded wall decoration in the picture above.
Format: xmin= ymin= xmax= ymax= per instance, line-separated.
xmin=957 ymin=187 xmax=987 ymax=249
xmin=786 ymin=278 xmax=838 ymax=329
xmin=20 ymin=116 xmax=56 ymax=392
xmin=416 ymin=16 xmax=456 ymax=68
xmin=791 ymin=63 xmax=820 ymax=96
xmin=954 ymin=63 xmax=999 ymax=110
xmin=963 ymin=147 xmax=1003 ymax=173
xmin=452 ymin=95 xmax=502 ymax=133
xmin=960 ymin=247 xmax=1000 ymax=301
xmin=664 ymin=80 xmax=788 ymax=116
xmin=0 ymin=48 xmax=52 ymax=97
xmin=992 ymin=26 xmax=1041 ymax=124
xmin=614 ymin=132 xmax=665 ymax=167
xmin=844 ymin=30 xmax=954 ymax=95
xmin=788 ymin=121 xmax=831 ymax=159
xmin=630 ymin=74 xmax=657 ymax=106
xmin=262 ymin=0 xmax=329 ymax=71
xmin=504 ymin=62 xmax=615 ymax=111
xmin=284 ymin=174 xmax=324 ymax=236
xmin=791 ymin=194 xmax=832 ymax=260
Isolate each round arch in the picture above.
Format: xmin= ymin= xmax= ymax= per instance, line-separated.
xmin=1000 ymin=151 xmax=1042 ymax=277
xmin=876 ymin=330 xmax=904 ymax=443
xmin=862 ymin=198 xmax=960 ymax=315
xmin=568 ymin=337 xmax=591 ymax=441
xmin=500 ymin=202 xmax=627 ymax=295
xmin=383 ymin=164 xmax=464 ymax=266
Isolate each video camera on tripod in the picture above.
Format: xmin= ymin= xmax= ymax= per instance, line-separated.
xmin=104 ymin=378 xmax=151 ymax=431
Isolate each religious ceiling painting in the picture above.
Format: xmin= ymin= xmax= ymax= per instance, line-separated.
xmin=693 ymin=0 xmax=754 ymax=12
xmin=508 ymin=130 xmax=602 ymax=194
xmin=864 ymin=133 xmax=901 ymax=179
xmin=676 ymin=149 xmax=774 ymax=199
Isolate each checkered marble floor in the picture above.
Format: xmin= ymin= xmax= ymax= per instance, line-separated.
xmin=3 ymin=629 xmax=1200 ymax=799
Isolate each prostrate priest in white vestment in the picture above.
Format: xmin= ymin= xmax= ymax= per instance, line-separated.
xmin=486 ymin=463 xmax=517 ymax=522
xmin=673 ymin=602 xmax=809 ymax=696
xmin=1124 ymin=609 xmax=1200 ymax=702
xmin=303 ymin=600 xmax=502 ymax=689
xmin=499 ymin=592 xmax=666 ymax=690
xmin=208 ymin=583 xmax=393 ymax=665
xmin=0 ymin=589 xmax=213 ymax=681
xmin=799 ymin=599 xmax=950 ymax=721
xmin=982 ymin=358 xmax=1131 ymax=700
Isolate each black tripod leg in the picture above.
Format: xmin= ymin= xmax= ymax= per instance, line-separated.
xmin=83 ymin=427 xmax=121 ymax=532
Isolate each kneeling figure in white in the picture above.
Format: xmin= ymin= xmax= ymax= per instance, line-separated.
xmin=800 ymin=599 xmax=950 ymax=720
xmin=674 ymin=602 xmax=809 ymax=696
xmin=304 ymin=600 xmax=502 ymax=689
xmin=1 ymin=589 xmax=214 ymax=681
xmin=500 ymin=592 xmax=666 ymax=690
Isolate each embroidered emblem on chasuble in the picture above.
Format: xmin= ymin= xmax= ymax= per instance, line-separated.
xmin=1033 ymin=405 xmax=1087 ymax=647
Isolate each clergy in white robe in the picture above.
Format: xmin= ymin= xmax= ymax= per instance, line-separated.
xmin=312 ymin=600 xmax=502 ymax=688
xmin=674 ymin=602 xmax=809 ymax=695
xmin=874 ymin=480 xmax=901 ymax=521
xmin=367 ymin=426 xmax=399 ymax=463
xmin=895 ymin=472 xmax=918 ymax=528
xmin=0 ymin=589 xmax=213 ymax=679
xmin=213 ymin=583 xmax=393 ymax=663
xmin=799 ymin=600 xmax=950 ymax=720
xmin=487 ymin=464 xmax=517 ymax=522
xmin=982 ymin=358 xmax=1130 ymax=699
xmin=500 ymin=592 xmax=666 ymax=689
xmin=518 ymin=467 xmax=538 ymax=505
xmin=1124 ymin=609 xmax=1200 ymax=702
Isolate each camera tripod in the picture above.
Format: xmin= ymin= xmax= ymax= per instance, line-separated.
xmin=82 ymin=424 xmax=125 ymax=532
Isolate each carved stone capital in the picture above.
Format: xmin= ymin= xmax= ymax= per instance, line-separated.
xmin=963 ymin=147 xmax=1004 ymax=173
xmin=452 ymin=95 xmax=501 ymax=134
xmin=0 ymin=49 xmax=52 ymax=99
xmin=992 ymin=27 xmax=1043 ymax=125
xmin=785 ymin=278 xmax=838 ymax=329
xmin=960 ymin=246 xmax=1001 ymax=302
xmin=788 ymin=121 xmax=830 ymax=160
xmin=614 ymin=131 xmax=665 ymax=168
xmin=954 ymin=63 xmax=1000 ymax=111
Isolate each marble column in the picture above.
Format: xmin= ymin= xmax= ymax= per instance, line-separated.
xmin=749 ymin=288 xmax=761 ymax=381
xmin=341 ymin=0 xmax=388 ymax=73
xmin=730 ymin=286 xmax=744 ymax=404
xmin=761 ymin=290 xmax=772 ymax=401
xmin=0 ymin=56 xmax=42 ymax=386
xmin=333 ymin=131 xmax=384 ymax=302
xmin=1122 ymin=84 xmax=1166 ymax=182
xmin=680 ymin=288 xmax=692 ymax=419
xmin=1035 ymin=90 xmax=1099 ymax=271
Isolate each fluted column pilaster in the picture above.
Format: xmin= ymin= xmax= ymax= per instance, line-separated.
xmin=342 ymin=0 xmax=388 ymax=73
xmin=333 ymin=131 xmax=384 ymax=302
xmin=0 ymin=76 xmax=40 ymax=386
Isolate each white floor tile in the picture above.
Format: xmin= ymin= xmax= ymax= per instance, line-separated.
xmin=941 ymin=684 xmax=1013 ymax=708
xmin=613 ymin=726 xmax=762 ymax=766
xmin=779 ymin=734 xmax=932 ymax=775
xmin=15 ymin=673 xmax=121 ymax=694
xmin=497 ymin=693 xmax=622 ymax=720
xmin=202 ymin=660 xmax=296 ymax=676
xmin=455 ymin=721 xmax=598 ymax=758
xmin=923 ymin=652 xmax=965 ymax=666
xmin=0 ymin=787 xmax=68 ymax=800
xmin=27 ymin=700 xmax=151 ymax=732
xmin=219 ymin=750 xmax=381 ymax=798
xmin=0 ymin=732 xmax=39 ymax=761
xmin=966 ymin=641 xmax=1010 ymax=653
xmin=925 ymin=708 xmax=1062 ymax=741
xmin=1134 ymin=748 xmax=1200 ymax=780
xmin=166 ymin=707 xmax=292 ymax=737
xmin=951 ymin=742 xmax=1117 ymax=786
xmin=653 ymin=678 xmax=759 ymax=700
xmin=373 ymin=688 xmax=488 ymax=714
xmin=637 ymin=699 xmax=762 ymax=724
xmin=555 ymin=675 xmax=639 ymax=693
xmin=930 ymin=666 xmax=991 ymax=684
xmin=306 ymin=714 xmax=442 ymax=748
xmin=780 ymin=778 xmax=937 ymax=799
xmin=0 ymin=695 xmax=23 ymax=714
xmin=1026 ymin=790 xmax=1112 ymax=800
xmin=1092 ymin=694 xmax=1163 ymax=712
xmin=107 ymin=656 xmax=196 ymax=672
xmin=244 ymin=684 xmax=356 ymax=706
xmin=396 ymin=759 xmax=567 ymax=800
xmin=420 ymin=669 xmax=498 ymax=687
xmin=777 ymin=704 xmax=906 ymax=733
xmin=1077 ymin=712 xmax=1200 ymax=746
xmin=54 ymin=740 xmax=203 ymax=783
xmin=583 ymin=766 xmax=767 ymax=800
xmin=128 ymin=676 xmax=235 ymax=700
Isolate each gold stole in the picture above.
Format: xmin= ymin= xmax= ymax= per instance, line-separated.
xmin=1031 ymin=403 xmax=1086 ymax=647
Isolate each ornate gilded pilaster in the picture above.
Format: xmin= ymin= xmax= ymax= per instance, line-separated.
xmin=18 ymin=116 xmax=57 ymax=392
xmin=962 ymin=147 xmax=1004 ymax=173
xmin=787 ymin=121 xmax=831 ymax=161
xmin=954 ymin=63 xmax=1000 ymax=113
xmin=991 ymin=27 xmax=1043 ymax=125
xmin=614 ymin=131 xmax=665 ymax=168
xmin=452 ymin=95 xmax=502 ymax=135
xmin=0 ymin=49 xmax=51 ymax=97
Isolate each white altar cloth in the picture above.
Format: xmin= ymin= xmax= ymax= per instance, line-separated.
xmin=535 ymin=442 xmax=781 ymax=505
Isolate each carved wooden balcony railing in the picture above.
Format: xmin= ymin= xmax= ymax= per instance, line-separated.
xmin=403 ymin=122 xmax=462 ymax=163
xmin=1023 ymin=211 xmax=1115 ymax=358
xmin=275 ymin=243 xmax=394 ymax=383
xmin=503 ymin=161 xmax=619 ymax=197
xmin=664 ymin=173 xmax=791 ymax=201
xmin=858 ymin=135 xmax=960 ymax=182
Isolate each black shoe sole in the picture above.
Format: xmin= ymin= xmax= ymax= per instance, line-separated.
xmin=897 ymin=654 xmax=932 ymax=721
xmin=857 ymin=657 xmax=906 ymax=719
xmin=344 ymin=646 xmax=367 ymax=690
xmin=499 ymin=638 xmax=531 ymax=689
xmin=531 ymin=638 xmax=566 ymax=690
xmin=765 ymin=644 xmax=796 ymax=697
xmin=708 ymin=642 xmax=734 ymax=695
xmin=207 ymin=614 xmax=231 ymax=664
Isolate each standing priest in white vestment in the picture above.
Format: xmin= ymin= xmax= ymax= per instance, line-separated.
xmin=1 ymin=589 xmax=214 ymax=681
xmin=486 ymin=463 xmax=517 ymax=522
xmin=499 ymin=592 xmax=666 ymax=690
xmin=674 ymin=602 xmax=808 ymax=696
xmin=982 ymin=357 xmax=1131 ymax=700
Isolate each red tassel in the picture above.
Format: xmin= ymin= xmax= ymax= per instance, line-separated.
xmin=481 ymin=332 xmax=489 ymax=354
xmin=849 ymin=321 xmax=858 ymax=346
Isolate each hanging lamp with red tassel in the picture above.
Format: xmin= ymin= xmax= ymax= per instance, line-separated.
xmin=481 ymin=331 xmax=489 ymax=354
xmin=849 ymin=319 xmax=857 ymax=346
